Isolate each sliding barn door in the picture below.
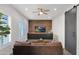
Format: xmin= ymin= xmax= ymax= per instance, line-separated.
xmin=65 ymin=7 xmax=77 ymax=55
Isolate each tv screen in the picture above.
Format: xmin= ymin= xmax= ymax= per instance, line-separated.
xmin=35 ymin=26 xmax=46 ymax=32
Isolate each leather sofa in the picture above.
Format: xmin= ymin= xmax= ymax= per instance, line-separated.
xmin=13 ymin=40 xmax=63 ymax=55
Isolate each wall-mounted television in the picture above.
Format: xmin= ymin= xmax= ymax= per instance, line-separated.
xmin=35 ymin=26 xmax=46 ymax=32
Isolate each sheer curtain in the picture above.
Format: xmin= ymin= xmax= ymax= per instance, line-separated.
xmin=19 ymin=19 xmax=26 ymax=40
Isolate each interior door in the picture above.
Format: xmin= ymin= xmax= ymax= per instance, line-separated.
xmin=65 ymin=7 xmax=77 ymax=55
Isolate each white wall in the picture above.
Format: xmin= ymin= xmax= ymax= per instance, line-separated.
xmin=77 ymin=6 xmax=79 ymax=55
xmin=53 ymin=13 xmax=65 ymax=48
xmin=0 ymin=4 xmax=28 ymax=55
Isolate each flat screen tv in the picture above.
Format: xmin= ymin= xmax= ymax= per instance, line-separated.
xmin=35 ymin=26 xmax=46 ymax=32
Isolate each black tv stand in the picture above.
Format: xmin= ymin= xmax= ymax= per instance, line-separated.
xmin=27 ymin=32 xmax=53 ymax=40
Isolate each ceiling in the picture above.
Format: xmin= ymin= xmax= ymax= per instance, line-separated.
xmin=12 ymin=4 xmax=75 ymax=20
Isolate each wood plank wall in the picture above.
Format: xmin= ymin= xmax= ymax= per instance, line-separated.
xmin=28 ymin=20 xmax=52 ymax=33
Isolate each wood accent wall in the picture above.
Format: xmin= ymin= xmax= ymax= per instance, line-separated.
xmin=28 ymin=20 xmax=52 ymax=33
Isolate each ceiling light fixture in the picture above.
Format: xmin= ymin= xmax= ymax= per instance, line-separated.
xmin=33 ymin=8 xmax=49 ymax=15
xmin=39 ymin=11 xmax=43 ymax=15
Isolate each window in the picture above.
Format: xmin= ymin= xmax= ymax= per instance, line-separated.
xmin=0 ymin=13 xmax=11 ymax=46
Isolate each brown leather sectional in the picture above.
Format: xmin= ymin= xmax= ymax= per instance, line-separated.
xmin=13 ymin=40 xmax=63 ymax=55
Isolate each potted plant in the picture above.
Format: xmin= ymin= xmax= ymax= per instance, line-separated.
xmin=0 ymin=12 xmax=10 ymax=43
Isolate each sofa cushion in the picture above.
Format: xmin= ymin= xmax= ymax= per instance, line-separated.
xmin=15 ymin=41 xmax=31 ymax=46
xmin=30 ymin=40 xmax=50 ymax=45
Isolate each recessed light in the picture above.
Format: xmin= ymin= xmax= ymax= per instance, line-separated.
xmin=54 ymin=8 xmax=57 ymax=11
xmin=25 ymin=8 xmax=28 ymax=11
